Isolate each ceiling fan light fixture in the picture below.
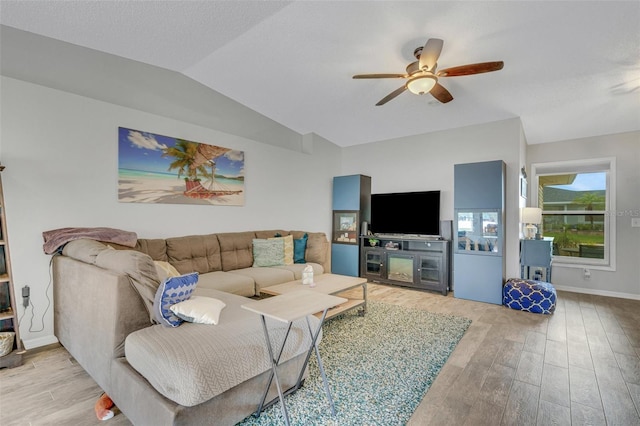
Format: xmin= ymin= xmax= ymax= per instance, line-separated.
xmin=407 ymin=74 xmax=437 ymax=95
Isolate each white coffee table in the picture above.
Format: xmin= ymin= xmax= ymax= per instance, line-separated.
xmin=241 ymin=289 xmax=347 ymax=426
xmin=260 ymin=273 xmax=367 ymax=320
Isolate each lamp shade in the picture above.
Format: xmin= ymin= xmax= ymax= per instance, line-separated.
xmin=521 ymin=207 xmax=542 ymax=224
xmin=407 ymin=75 xmax=437 ymax=95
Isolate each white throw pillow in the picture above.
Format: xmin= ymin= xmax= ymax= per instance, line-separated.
xmin=170 ymin=296 xmax=226 ymax=325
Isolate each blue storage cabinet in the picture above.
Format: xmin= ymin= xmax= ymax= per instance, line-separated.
xmin=331 ymin=175 xmax=371 ymax=276
xmin=453 ymin=160 xmax=506 ymax=304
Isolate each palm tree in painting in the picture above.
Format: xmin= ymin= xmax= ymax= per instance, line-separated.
xmin=162 ymin=140 xmax=212 ymax=182
xmin=161 ymin=140 xmax=240 ymax=199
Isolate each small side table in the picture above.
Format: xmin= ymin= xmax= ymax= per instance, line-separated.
xmin=241 ymin=289 xmax=347 ymax=426
xmin=520 ymin=238 xmax=554 ymax=282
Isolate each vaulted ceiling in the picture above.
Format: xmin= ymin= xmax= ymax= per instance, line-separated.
xmin=1 ymin=1 xmax=638 ymax=147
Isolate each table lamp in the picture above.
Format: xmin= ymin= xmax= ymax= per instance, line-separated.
xmin=521 ymin=207 xmax=542 ymax=240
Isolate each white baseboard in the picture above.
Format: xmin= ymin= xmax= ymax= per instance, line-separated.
xmin=23 ymin=335 xmax=59 ymax=350
xmin=554 ymin=284 xmax=640 ymax=301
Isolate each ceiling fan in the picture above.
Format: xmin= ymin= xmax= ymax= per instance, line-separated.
xmin=353 ymin=38 xmax=504 ymax=106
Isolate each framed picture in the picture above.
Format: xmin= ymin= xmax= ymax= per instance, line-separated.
xmin=118 ymin=127 xmax=245 ymax=206
xmin=340 ymin=215 xmax=356 ymax=231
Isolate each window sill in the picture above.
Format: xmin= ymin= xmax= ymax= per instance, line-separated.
xmin=552 ymin=259 xmax=615 ymax=272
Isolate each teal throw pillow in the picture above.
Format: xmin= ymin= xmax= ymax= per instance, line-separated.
xmin=252 ymin=238 xmax=285 ymax=267
xmin=152 ymin=272 xmax=199 ymax=327
xmin=293 ymin=233 xmax=308 ymax=264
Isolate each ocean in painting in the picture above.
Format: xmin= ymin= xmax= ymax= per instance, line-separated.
xmin=118 ymin=168 xmax=244 ymax=206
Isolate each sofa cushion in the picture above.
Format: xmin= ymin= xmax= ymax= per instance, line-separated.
xmin=170 ymin=296 xmax=226 ymax=325
xmin=62 ymin=239 xmax=109 ymax=264
xmin=303 ymin=232 xmax=329 ymax=265
xmin=218 ymin=232 xmax=255 ymax=271
xmin=252 ymin=238 xmax=285 ymax=267
xmin=134 ymin=239 xmax=169 ymax=262
xmin=125 ymin=288 xmax=318 ymax=407
xmin=255 ymin=230 xmax=288 ymax=239
xmin=230 ymin=268 xmax=296 ymax=294
xmin=197 ymin=271 xmax=255 ymax=297
xmin=272 ymin=262 xmax=324 ymax=280
xmin=153 ymin=272 xmax=199 ymax=327
xmin=108 ymin=238 xmax=168 ymax=262
xmin=166 ymin=234 xmax=221 ymax=275
xmin=94 ymin=248 xmax=160 ymax=323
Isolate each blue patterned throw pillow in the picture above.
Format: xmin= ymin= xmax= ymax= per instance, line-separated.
xmin=153 ymin=272 xmax=199 ymax=327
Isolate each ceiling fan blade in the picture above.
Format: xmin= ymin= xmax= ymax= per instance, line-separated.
xmin=353 ymin=73 xmax=406 ymax=79
xmin=430 ymin=83 xmax=453 ymax=103
xmin=438 ymin=61 xmax=504 ymax=77
xmin=376 ymin=86 xmax=407 ymax=106
xmin=418 ymin=38 xmax=444 ymax=71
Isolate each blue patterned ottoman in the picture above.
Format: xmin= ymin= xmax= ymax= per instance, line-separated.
xmin=503 ymin=278 xmax=557 ymax=314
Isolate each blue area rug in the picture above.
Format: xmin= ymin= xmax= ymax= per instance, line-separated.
xmin=237 ymin=301 xmax=471 ymax=425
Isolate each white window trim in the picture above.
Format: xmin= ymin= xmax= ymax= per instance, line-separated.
xmin=531 ymin=157 xmax=616 ymax=271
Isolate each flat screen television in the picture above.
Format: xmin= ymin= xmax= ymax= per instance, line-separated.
xmin=370 ymin=190 xmax=440 ymax=237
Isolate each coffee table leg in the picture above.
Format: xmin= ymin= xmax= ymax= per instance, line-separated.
xmin=258 ymin=315 xmax=291 ymax=426
xmin=361 ymin=282 xmax=368 ymax=316
xmin=307 ymin=314 xmax=337 ymax=415
xmin=295 ymin=310 xmax=337 ymax=416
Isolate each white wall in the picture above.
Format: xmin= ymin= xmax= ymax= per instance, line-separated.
xmin=339 ymin=117 xmax=525 ymax=281
xmin=0 ymin=77 xmax=341 ymax=348
xmin=527 ymin=132 xmax=640 ymax=299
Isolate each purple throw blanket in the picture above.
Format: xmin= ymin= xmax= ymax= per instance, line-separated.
xmin=42 ymin=227 xmax=138 ymax=255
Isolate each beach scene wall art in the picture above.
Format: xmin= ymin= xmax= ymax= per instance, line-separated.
xmin=118 ymin=127 xmax=245 ymax=206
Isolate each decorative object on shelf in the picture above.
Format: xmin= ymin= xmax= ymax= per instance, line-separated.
xmin=361 ymin=221 xmax=369 ymax=236
xmin=368 ymin=238 xmax=379 ymax=247
xmin=521 ymin=207 xmax=542 ymax=240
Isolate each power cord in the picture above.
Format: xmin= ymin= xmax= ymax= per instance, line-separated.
xmin=17 ymin=254 xmax=53 ymax=333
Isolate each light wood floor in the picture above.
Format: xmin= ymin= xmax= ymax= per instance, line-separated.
xmin=1 ymin=283 xmax=639 ymax=425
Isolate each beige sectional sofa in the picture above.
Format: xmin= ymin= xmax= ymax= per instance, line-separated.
xmin=52 ymin=230 xmax=331 ymax=425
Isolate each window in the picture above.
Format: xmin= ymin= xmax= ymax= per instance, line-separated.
xmin=532 ymin=158 xmax=615 ymax=269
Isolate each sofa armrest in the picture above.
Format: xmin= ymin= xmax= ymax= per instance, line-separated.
xmin=53 ymin=255 xmax=150 ymax=394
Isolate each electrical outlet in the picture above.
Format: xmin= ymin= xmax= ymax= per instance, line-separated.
xmin=583 ymin=268 xmax=591 ymax=280
xmin=22 ymin=285 xmax=30 ymax=308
